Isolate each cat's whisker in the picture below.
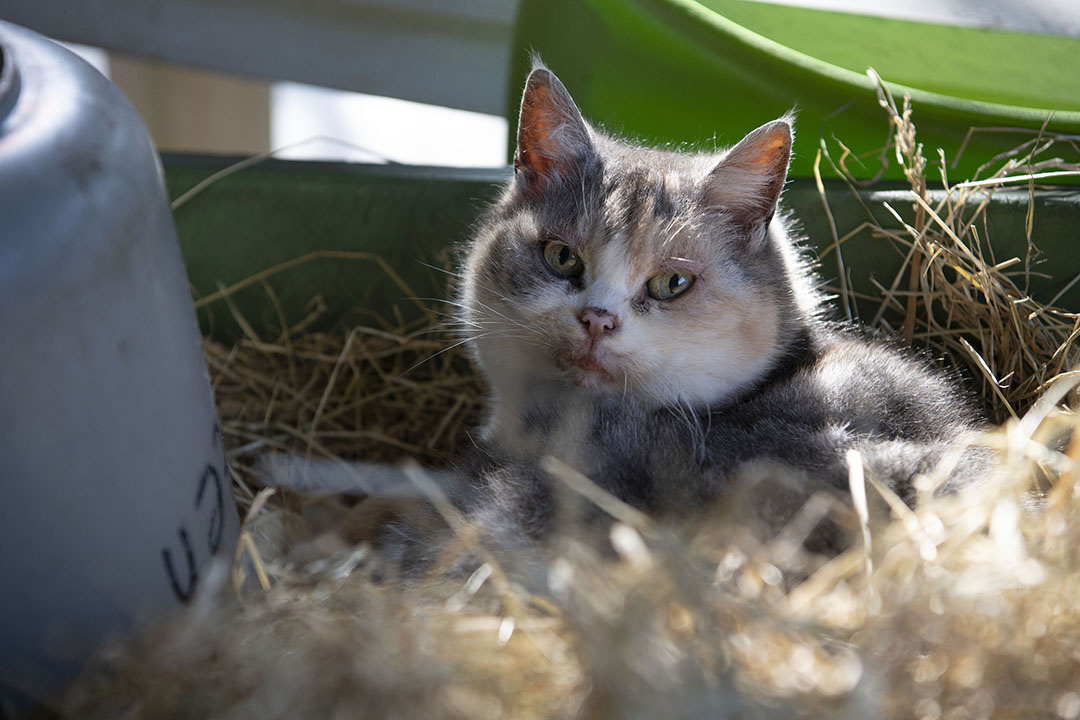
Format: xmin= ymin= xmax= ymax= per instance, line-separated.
xmin=401 ymin=330 xmax=515 ymax=375
xmin=471 ymin=315 xmax=540 ymax=340
xmin=424 ymin=312 xmax=480 ymax=329
xmin=439 ymin=313 xmax=518 ymax=329
xmin=411 ymin=260 xmax=468 ymax=282
xmin=677 ymin=396 xmax=691 ymax=428
xmin=420 ymin=274 xmax=553 ymax=341
xmin=473 ymin=286 xmax=537 ymax=317
xmin=461 ymin=294 xmax=535 ymax=330
xmin=684 ymin=397 xmax=708 ymax=461
xmin=418 ymin=294 xmax=533 ymax=330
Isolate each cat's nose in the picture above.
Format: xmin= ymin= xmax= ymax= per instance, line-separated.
xmin=578 ymin=306 xmax=619 ymax=340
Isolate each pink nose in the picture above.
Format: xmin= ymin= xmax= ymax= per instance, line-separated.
xmin=578 ymin=306 xmax=619 ymax=341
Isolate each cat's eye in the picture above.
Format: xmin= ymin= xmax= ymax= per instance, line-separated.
xmin=542 ymin=241 xmax=585 ymax=278
xmin=646 ymin=270 xmax=695 ymax=300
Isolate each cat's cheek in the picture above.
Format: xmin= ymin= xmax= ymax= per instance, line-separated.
xmin=620 ymin=293 xmax=780 ymax=405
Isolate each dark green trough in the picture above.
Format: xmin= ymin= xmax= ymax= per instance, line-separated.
xmin=165 ymin=155 xmax=1080 ymax=343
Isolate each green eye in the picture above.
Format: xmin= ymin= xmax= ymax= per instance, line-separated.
xmin=543 ymin=241 xmax=584 ymax=278
xmin=646 ymin=270 xmax=694 ymax=300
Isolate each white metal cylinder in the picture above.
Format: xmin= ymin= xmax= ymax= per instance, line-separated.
xmin=0 ymin=21 xmax=239 ymax=706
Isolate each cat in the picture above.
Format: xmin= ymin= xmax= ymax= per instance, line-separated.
xmin=268 ymin=61 xmax=988 ymax=566
xmin=443 ymin=61 xmax=987 ymax=553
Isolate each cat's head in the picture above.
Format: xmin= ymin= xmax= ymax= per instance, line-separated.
xmin=462 ymin=64 xmax=820 ymax=412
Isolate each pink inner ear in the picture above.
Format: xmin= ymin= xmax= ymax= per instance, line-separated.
xmin=517 ymin=82 xmax=561 ymax=177
xmin=705 ymin=120 xmax=792 ymax=219
xmin=736 ymin=127 xmax=790 ymax=172
xmin=514 ymin=70 xmax=591 ymax=190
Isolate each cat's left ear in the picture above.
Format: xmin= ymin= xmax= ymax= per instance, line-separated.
xmin=514 ymin=67 xmax=595 ymax=194
xmin=704 ymin=118 xmax=792 ymax=241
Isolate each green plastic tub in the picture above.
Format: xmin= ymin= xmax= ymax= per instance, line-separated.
xmin=510 ymin=0 xmax=1080 ymax=181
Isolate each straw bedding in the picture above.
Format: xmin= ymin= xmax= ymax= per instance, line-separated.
xmin=56 ymin=79 xmax=1080 ymax=719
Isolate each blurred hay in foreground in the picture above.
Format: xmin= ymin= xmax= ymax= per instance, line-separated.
xmin=57 ymin=78 xmax=1080 ymax=719
xmin=57 ymin=405 xmax=1080 ymax=719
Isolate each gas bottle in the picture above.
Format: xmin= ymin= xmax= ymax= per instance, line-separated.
xmin=0 ymin=20 xmax=239 ymax=706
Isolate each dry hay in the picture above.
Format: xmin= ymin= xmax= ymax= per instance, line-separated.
xmin=54 ymin=76 xmax=1080 ymax=719
xmin=201 ymin=286 xmax=485 ymax=515
xmin=817 ymin=71 xmax=1080 ymax=422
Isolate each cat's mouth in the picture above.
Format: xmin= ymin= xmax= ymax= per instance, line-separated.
xmin=553 ymin=348 xmax=622 ymax=387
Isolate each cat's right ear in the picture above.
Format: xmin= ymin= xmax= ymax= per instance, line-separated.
xmin=704 ymin=118 xmax=793 ymax=245
xmin=514 ymin=68 xmax=594 ymax=195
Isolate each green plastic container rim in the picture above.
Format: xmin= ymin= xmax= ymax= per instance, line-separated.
xmin=663 ymin=0 xmax=1080 ymax=128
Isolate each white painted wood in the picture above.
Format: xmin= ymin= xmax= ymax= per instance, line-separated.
xmin=1 ymin=0 xmax=519 ymax=115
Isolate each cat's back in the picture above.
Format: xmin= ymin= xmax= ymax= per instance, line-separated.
xmin=698 ymin=325 xmax=986 ymax=497
xmin=805 ymin=328 xmax=980 ymax=438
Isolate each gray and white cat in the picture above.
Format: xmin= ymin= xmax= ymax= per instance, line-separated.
xmin=448 ymin=63 xmax=986 ymax=550
xmin=269 ymin=64 xmax=987 ymax=562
